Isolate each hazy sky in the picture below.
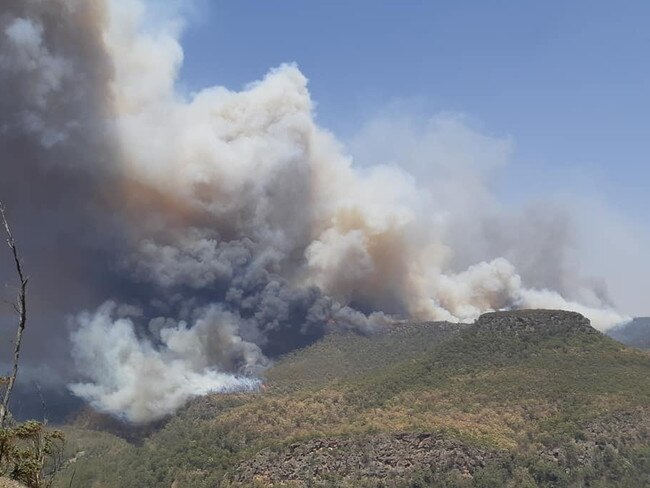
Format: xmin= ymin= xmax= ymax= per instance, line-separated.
xmin=174 ymin=1 xmax=649 ymax=315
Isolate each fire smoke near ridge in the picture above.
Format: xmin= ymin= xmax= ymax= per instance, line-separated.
xmin=0 ymin=0 xmax=628 ymax=423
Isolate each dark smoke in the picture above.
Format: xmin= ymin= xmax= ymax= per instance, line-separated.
xmin=0 ymin=0 xmax=627 ymax=423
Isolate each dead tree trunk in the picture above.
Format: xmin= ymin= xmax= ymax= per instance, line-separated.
xmin=0 ymin=203 xmax=28 ymax=427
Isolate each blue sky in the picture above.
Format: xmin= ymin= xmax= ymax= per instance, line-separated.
xmin=174 ymin=1 xmax=649 ymax=314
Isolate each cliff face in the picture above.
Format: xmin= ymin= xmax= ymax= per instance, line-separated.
xmin=229 ymin=433 xmax=500 ymax=486
xmin=228 ymin=411 xmax=650 ymax=487
xmin=475 ymin=309 xmax=596 ymax=335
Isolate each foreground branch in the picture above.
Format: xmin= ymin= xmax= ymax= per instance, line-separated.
xmin=0 ymin=203 xmax=28 ymax=427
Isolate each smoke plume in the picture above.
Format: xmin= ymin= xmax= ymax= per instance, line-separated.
xmin=0 ymin=0 xmax=629 ymax=422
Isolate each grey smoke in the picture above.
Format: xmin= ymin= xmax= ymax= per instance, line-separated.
xmin=0 ymin=0 xmax=121 ymax=383
xmin=0 ymin=0 xmax=629 ymax=423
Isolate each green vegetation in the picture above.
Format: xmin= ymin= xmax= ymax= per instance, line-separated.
xmin=265 ymin=321 xmax=460 ymax=392
xmin=0 ymin=421 xmax=64 ymax=487
xmin=52 ymin=311 xmax=650 ymax=487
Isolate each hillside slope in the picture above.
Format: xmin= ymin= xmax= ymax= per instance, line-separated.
xmin=607 ymin=317 xmax=650 ymax=350
xmin=53 ymin=311 xmax=650 ymax=487
xmin=265 ymin=320 xmax=463 ymax=392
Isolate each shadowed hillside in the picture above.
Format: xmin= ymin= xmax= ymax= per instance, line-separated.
xmin=53 ymin=310 xmax=650 ymax=487
xmin=265 ymin=321 xmax=464 ymax=392
xmin=607 ymin=318 xmax=650 ymax=350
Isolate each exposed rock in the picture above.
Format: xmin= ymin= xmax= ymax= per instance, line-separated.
xmin=476 ymin=309 xmax=597 ymax=335
xmin=532 ymin=408 xmax=650 ymax=483
xmin=228 ymin=432 xmax=501 ymax=486
xmin=583 ymin=408 xmax=650 ymax=442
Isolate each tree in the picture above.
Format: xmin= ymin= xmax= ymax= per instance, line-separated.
xmin=0 ymin=202 xmax=28 ymax=427
xmin=0 ymin=203 xmax=64 ymax=488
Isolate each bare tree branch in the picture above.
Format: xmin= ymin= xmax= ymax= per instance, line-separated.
xmin=0 ymin=202 xmax=28 ymax=427
xmin=68 ymin=466 xmax=76 ymax=488
xmin=35 ymin=381 xmax=48 ymax=424
xmin=0 ymin=298 xmax=18 ymax=314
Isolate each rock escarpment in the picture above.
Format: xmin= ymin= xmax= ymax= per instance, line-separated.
xmin=229 ymin=432 xmax=500 ymax=486
xmin=475 ymin=309 xmax=597 ymax=335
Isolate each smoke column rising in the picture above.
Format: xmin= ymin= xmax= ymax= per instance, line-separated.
xmin=0 ymin=0 xmax=628 ymax=422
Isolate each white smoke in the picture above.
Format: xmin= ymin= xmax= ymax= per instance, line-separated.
xmin=69 ymin=302 xmax=262 ymax=423
xmin=78 ymin=0 xmax=628 ymax=421
xmin=0 ymin=0 xmax=630 ymax=422
xmin=1 ymin=15 xmax=71 ymax=146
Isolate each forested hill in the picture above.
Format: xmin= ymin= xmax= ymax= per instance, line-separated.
xmin=607 ymin=317 xmax=650 ymax=350
xmin=54 ymin=310 xmax=650 ymax=487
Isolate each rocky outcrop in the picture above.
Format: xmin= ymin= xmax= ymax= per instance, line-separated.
xmin=227 ymin=410 xmax=650 ymax=487
xmin=475 ymin=309 xmax=597 ymax=335
xmin=537 ymin=408 xmax=650 ymax=480
xmin=228 ymin=432 xmax=500 ymax=486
